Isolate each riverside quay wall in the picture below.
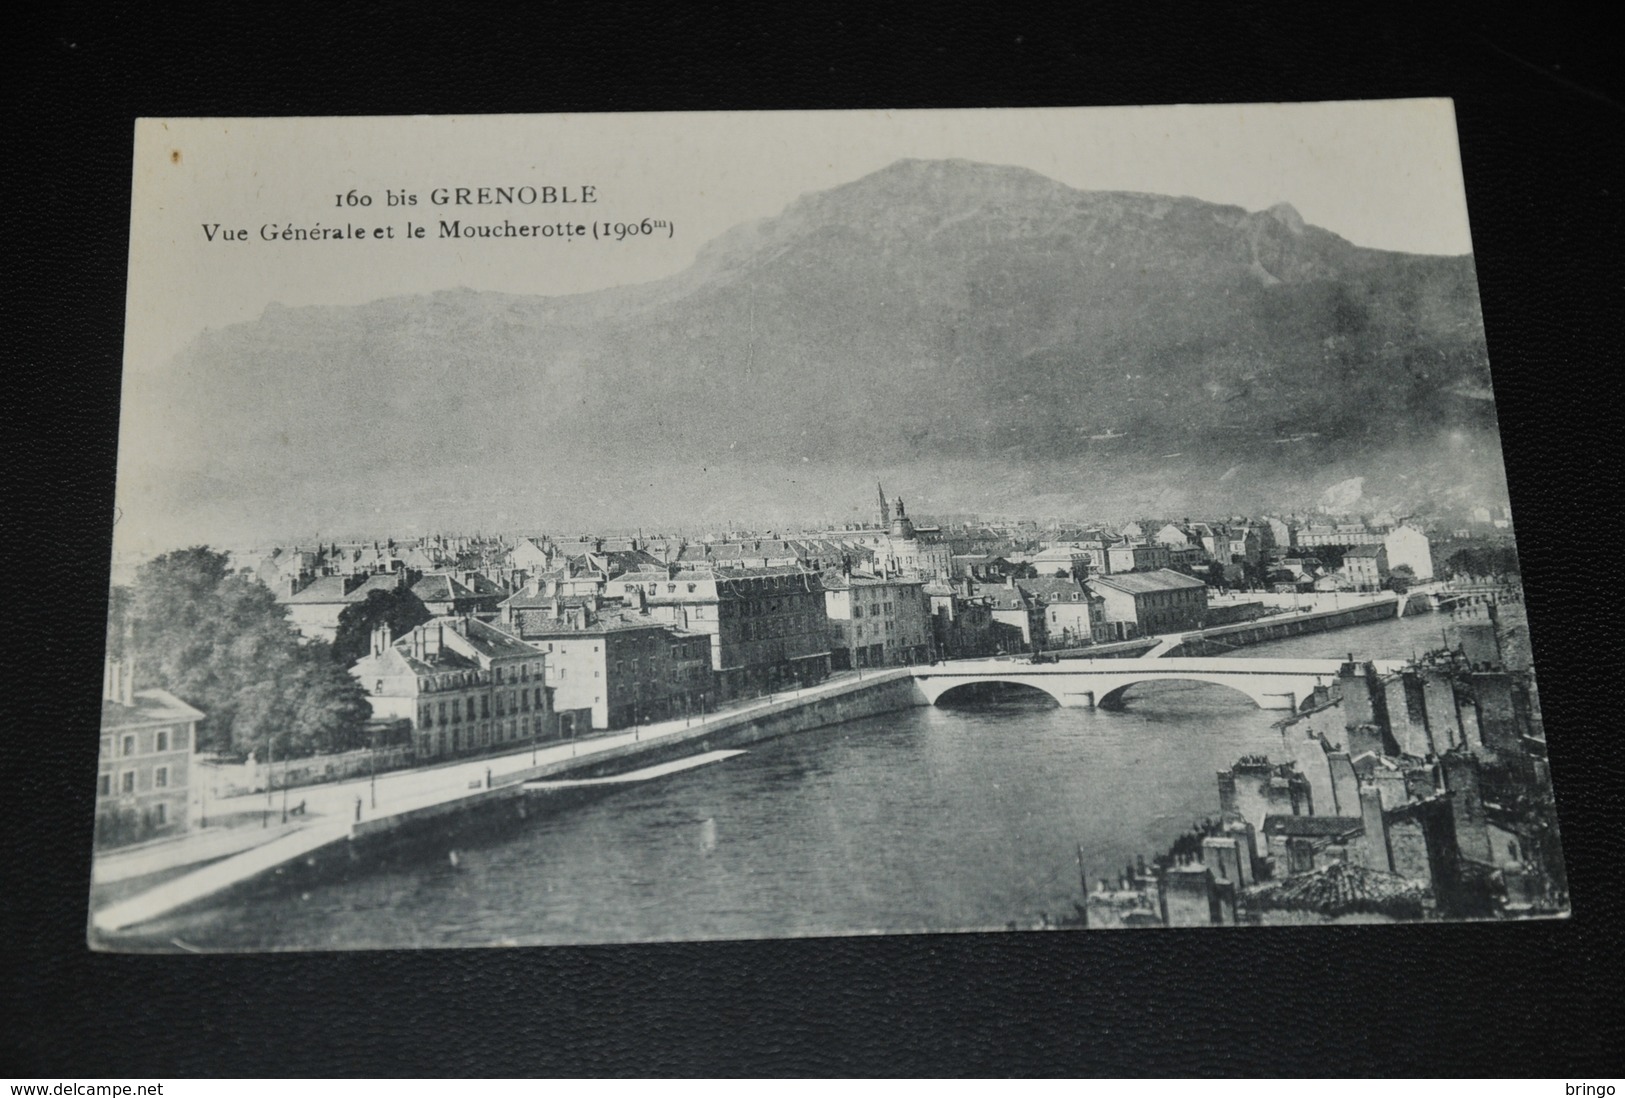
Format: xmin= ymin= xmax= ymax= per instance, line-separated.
xmin=93 ymin=671 xmax=928 ymax=935
xmin=347 ymin=671 xmax=925 ymax=847
xmin=1164 ymin=594 xmax=1426 ymax=657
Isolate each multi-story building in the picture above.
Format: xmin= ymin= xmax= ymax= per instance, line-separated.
xmin=278 ymin=570 xmax=416 ymax=642
xmin=971 ymin=578 xmax=1045 ymax=652
xmin=1227 ymin=528 xmax=1264 ymax=567
xmin=1106 ymin=542 xmax=1173 ymax=573
xmin=1382 ymin=524 xmax=1434 ymax=580
xmin=500 ymin=602 xmax=710 ymax=731
xmin=96 ymin=659 xmax=203 ymax=849
xmin=1344 ymin=545 xmax=1390 ymax=591
xmin=1018 ymin=575 xmax=1107 ymax=647
xmin=1089 ymin=569 xmax=1209 ymax=637
xmin=817 ymin=495 xmax=951 ymax=580
xmin=924 ymin=580 xmax=998 ymax=659
xmin=1263 ymin=516 xmax=1296 ymax=551
xmin=611 ymin=565 xmax=832 ymax=699
xmin=1031 ymin=543 xmax=1092 ymax=579
xmin=410 ymin=573 xmax=490 ymax=617
xmin=348 ymin=616 xmax=552 ymax=758
xmin=821 ymin=569 xmax=931 ymax=668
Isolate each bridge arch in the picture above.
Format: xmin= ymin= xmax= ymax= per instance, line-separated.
xmin=1093 ymin=674 xmax=1293 ymax=711
xmin=918 ymin=676 xmax=1069 ymax=708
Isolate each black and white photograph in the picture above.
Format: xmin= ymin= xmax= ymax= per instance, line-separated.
xmin=89 ymin=102 xmax=1566 ymax=952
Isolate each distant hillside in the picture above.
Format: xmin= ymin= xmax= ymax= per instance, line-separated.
xmin=125 ymin=158 xmax=1506 ymax=543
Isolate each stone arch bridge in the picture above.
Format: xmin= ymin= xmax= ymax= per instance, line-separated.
xmin=911 ymin=657 xmax=1407 ymax=711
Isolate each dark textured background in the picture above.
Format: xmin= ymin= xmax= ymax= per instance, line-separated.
xmin=8 ymin=4 xmax=1621 ymax=1077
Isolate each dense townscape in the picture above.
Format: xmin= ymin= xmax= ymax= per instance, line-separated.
xmin=94 ymin=487 xmax=1552 ymax=931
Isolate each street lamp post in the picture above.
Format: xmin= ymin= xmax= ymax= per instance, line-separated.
xmin=263 ymin=736 xmax=274 ymax=828
xmin=369 ymin=732 xmax=377 ymax=810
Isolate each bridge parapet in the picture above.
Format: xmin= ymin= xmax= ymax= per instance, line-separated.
xmin=910 ymin=656 xmax=1402 ymax=711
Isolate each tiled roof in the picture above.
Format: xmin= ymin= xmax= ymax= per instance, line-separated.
xmin=101 ymin=688 xmax=206 ymax=730
xmin=1262 ymin=815 xmax=1366 ymax=839
xmin=279 ymin=575 xmax=352 ymax=603
xmin=1089 ymin=569 xmax=1207 ymax=596
xmin=1242 ymin=860 xmax=1427 ymax=919
xmin=461 ymin=572 xmax=509 ymax=596
xmin=971 ymin=584 xmax=1031 ymax=611
xmin=1017 ymin=577 xmax=1092 ymax=601
xmin=412 ymin=574 xmax=476 ymax=602
xmin=447 ymin=617 xmax=543 ymax=660
xmin=349 ymin=573 xmax=404 ymax=600
xmin=513 ymin=609 xmax=677 ymax=636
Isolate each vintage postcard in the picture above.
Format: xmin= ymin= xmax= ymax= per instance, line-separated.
xmin=92 ymin=103 xmax=1563 ymax=951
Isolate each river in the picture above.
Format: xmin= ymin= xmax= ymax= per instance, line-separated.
xmin=131 ymin=609 xmax=1484 ymax=949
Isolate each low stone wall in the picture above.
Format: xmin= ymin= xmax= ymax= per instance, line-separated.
xmin=343 ymin=672 xmax=925 ymax=852
xmin=510 ymin=671 xmax=923 ymax=783
xmin=1167 ymin=598 xmax=1405 ymax=656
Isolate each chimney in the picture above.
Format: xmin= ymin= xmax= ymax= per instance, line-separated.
xmin=411 ymin=626 xmax=426 ymax=661
xmin=372 ymin=622 xmax=392 ymax=656
xmin=120 ymin=657 xmax=135 ymax=706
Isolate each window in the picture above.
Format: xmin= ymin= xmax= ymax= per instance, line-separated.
xmin=155 ymin=766 xmax=169 ymax=789
xmin=121 ymin=771 xmax=135 ymax=794
xmin=467 ymin=698 xmax=476 ymax=720
xmin=155 ymin=803 xmax=167 ymax=826
xmin=122 ymin=735 xmax=135 ymax=757
xmin=98 ymin=774 xmax=111 ymax=797
xmin=156 ymin=730 xmax=170 ymax=752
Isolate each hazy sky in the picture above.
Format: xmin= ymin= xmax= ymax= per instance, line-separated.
xmin=126 ymin=101 xmax=1474 ymax=371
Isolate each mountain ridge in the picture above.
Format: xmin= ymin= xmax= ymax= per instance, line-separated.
xmin=123 ymin=158 xmax=1503 ymax=544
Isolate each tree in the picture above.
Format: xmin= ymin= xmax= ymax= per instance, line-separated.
xmin=1385 ymin=563 xmax=1418 ymax=594
xmin=331 ymin=587 xmax=430 ymax=667
xmin=122 ymin=547 xmax=370 ymax=758
xmin=1315 ymin=544 xmax=1349 ymax=572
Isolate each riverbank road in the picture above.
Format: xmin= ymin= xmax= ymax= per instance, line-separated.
xmin=91 ymin=813 xmax=315 ymax=885
xmin=143 ymin=669 xmax=890 ymax=864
